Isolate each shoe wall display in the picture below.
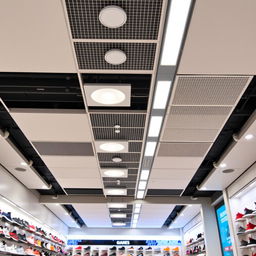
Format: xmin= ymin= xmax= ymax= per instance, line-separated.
xmin=228 ymin=177 xmax=256 ymax=256
xmin=69 ymin=246 xmax=181 ymax=256
xmin=0 ymin=201 xmax=67 ymax=256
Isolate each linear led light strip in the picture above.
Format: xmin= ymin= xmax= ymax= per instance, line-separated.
xmin=131 ymin=204 xmax=141 ymax=228
xmin=136 ymin=0 xmax=192 ymax=199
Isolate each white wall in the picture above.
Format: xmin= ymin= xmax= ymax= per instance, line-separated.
xmin=0 ymin=165 xmax=68 ymax=235
xmin=68 ymin=227 xmax=181 ymax=240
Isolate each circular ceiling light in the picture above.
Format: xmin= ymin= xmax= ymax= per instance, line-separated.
xmin=105 ymin=49 xmax=127 ymax=65
xmin=107 ymin=189 xmax=126 ymax=195
xmin=91 ymin=88 xmax=126 ymax=105
xmin=15 ymin=167 xmax=26 ymax=172
xmin=112 ymin=156 xmax=122 ymax=163
xmin=99 ymin=6 xmax=127 ymax=28
xmin=245 ymin=134 xmax=254 ymax=140
xmin=112 ymin=222 xmax=126 ymax=227
xmin=104 ymin=169 xmax=126 ymax=178
xmin=222 ymin=169 xmax=235 ymax=174
xmin=99 ymin=142 xmax=125 ymax=152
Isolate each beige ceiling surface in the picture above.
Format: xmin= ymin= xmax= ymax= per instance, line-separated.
xmin=0 ymin=0 xmax=76 ymax=73
xmin=178 ymin=0 xmax=256 ymax=75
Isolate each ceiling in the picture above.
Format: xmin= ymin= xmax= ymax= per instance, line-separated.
xmin=0 ymin=0 xmax=255 ymax=229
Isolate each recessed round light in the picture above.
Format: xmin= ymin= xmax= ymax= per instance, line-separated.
xmin=103 ymin=169 xmax=126 ymax=177
xmin=219 ymin=163 xmax=227 ymax=168
xmin=112 ymin=222 xmax=126 ymax=226
xmin=114 ymin=125 xmax=121 ymax=129
xmin=222 ymin=169 xmax=235 ymax=174
xmin=112 ymin=156 xmax=122 ymax=163
xmin=99 ymin=6 xmax=127 ymax=28
xmin=105 ymin=49 xmax=127 ymax=65
xmin=91 ymin=88 xmax=126 ymax=105
xmin=99 ymin=142 xmax=125 ymax=152
xmin=245 ymin=134 xmax=254 ymax=140
xmin=115 ymin=129 xmax=121 ymax=134
xmin=107 ymin=189 xmax=126 ymax=195
xmin=15 ymin=167 xmax=26 ymax=172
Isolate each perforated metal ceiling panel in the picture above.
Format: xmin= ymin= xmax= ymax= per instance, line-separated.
xmin=74 ymin=42 xmax=156 ymax=70
xmin=65 ymin=0 xmax=163 ymax=40
xmin=172 ymin=76 xmax=251 ymax=106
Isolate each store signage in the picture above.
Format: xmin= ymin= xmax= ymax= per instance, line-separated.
xmin=216 ymin=204 xmax=233 ymax=256
xmin=67 ymin=240 xmax=182 ymax=246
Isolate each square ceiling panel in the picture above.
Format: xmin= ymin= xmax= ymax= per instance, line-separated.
xmin=74 ymin=42 xmax=156 ymax=70
xmin=65 ymin=0 xmax=163 ymax=40
xmin=10 ymin=110 xmax=92 ymax=142
xmin=84 ymin=84 xmax=131 ymax=107
xmin=0 ymin=0 xmax=75 ymax=73
xmin=172 ymin=76 xmax=251 ymax=106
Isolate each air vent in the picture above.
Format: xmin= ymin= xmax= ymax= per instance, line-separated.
xmin=100 ymin=163 xmax=139 ymax=168
xmin=74 ymin=42 xmax=156 ymax=70
xmin=173 ymin=76 xmax=251 ymax=106
xmin=90 ymin=113 xmax=146 ymax=127
xmin=129 ymin=142 xmax=142 ymax=152
xmin=65 ymin=0 xmax=163 ymax=40
xmin=98 ymin=153 xmax=140 ymax=162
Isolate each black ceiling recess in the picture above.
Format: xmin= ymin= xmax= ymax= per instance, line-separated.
xmin=0 ymin=72 xmax=84 ymax=109
xmin=163 ymin=205 xmax=185 ymax=228
xmin=183 ymin=76 xmax=256 ymax=197
xmin=63 ymin=205 xmax=86 ymax=227
xmin=0 ymin=101 xmax=65 ymax=196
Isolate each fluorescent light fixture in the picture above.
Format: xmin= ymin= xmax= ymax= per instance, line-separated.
xmin=148 ymin=116 xmax=163 ymax=137
xmin=20 ymin=162 xmax=27 ymax=166
xmin=132 ymin=219 xmax=138 ymax=224
xmin=145 ymin=142 xmax=157 ymax=156
xmin=110 ymin=213 xmax=127 ymax=218
xmin=153 ymin=81 xmax=172 ymax=109
xmin=103 ymin=169 xmax=127 ymax=178
xmin=134 ymin=207 xmax=141 ymax=214
xmin=137 ymin=190 xmax=145 ymax=199
xmin=133 ymin=214 xmax=139 ymax=220
xmin=245 ymin=134 xmax=254 ymax=140
xmin=105 ymin=188 xmax=127 ymax=196
xmin=112 ymin=222 xmax=126 ymax=227
xmin=132 ymin=223 xmax=137 ymax=228
xmin=219 ymin=163 xmax=227 ymax=168
xmin=161 ymin=0 xmax=192 ymax=65
xmin=91 ymin=88 xmax=126 ymax=105
xmin=99 ymin=142 xmax=125 ymax=152
xmin=138 ymin=181 xmax=147 ymax=190
xmin=135 ymin=203 xmax=141 ymax=209
xmin=140 ymin=170 xmax=150 ymax=180
xmin=108 ymin=203 xmax=127 ymax=209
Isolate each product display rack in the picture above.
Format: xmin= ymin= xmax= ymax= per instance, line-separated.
xmin=227 ymin=176 xmax=256 ymax=256
xmin=70 ymin=246 xmax=181 ymax=256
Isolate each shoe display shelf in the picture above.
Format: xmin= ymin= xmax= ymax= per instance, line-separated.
xmin=0 ymin=234 xmax=65 ymax=256
xmin=70 ymin=246 xmax=181 ymax=256
xmin=228 ymin=177 xmax=256 ymax=256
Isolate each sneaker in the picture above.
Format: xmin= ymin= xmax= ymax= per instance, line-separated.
xmin=110 ymin=246 xmax=117 ymax=251
xmin=1 ymin=212 xmax=13 ymax=222
xmin=197 ymin=233 xmax=203 ymax=239
xmin=119 ymin=247 xmax=125 ymax=251
xmin=3 ymin=226 xmax=10 ymax=238
xmin=85 ymin=246 xmax=91 ymax=251
xmin=240 ymin=240 xmax=248 ymax=247
xmin=75 ymin=246 xmax=82 ymax=250
xmin=109 ymin=253 xmax=116 ymax=256
xmin=17 ymin=231 xmax=27 ymax=243
xmin=137 ymin=254 xmax=143 ymax=256
xmin=237 ymin=226 xmax=246 ymax=234
xmin=236 ymin=212 xmax=244 ymax=220
xmin=0 ymin=226 xmax=3 ymax=237
xmin=128 ymin=247 xmax=134 ymax=250
xmin=163 ymin=247 xmax=170 ymax=252
xmin=172 ymin=247 xmax=179 ymax=252
xmin=28 ymin=225 xmax=36 ymax=232
xmin=244 ymin=208 xmax=254 ymax=215
xmin=246 ymin=222 xmax=256 ymax=231
xmin=16 ymin=246 xmax=25 ymax=254
xmin=146 ymin=247 xmax=152 ymax=251
xmin=84 ymin=252 xmax=90 ymax=256
xmin=9 ymin=229 xmax=19 ymax=241
xmin=248 ymin=237 xmax=256 ymax=246
xmin=137 ymin=247 xmax=143 ymax=251
xmin=26 ymin=235 xmax=35 ymax=244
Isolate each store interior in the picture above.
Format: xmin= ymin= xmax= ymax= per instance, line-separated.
xmin=0 ymin=0 xmax=255 ymax=256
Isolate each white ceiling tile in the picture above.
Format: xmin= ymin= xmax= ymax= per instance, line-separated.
xmin=58 ymin=178 xmax=102 ymax=188
xmin=137 ymin=204 xmax=175 ymax=228
xmin=178 ymin=0 xmax=256 ymax=75
xmin=11 ymin=111 xmax=92 ymax=142
xmin=74 ymin=204 xmax=112 ymax=228
xmin=153 ymin=157 xmax=203 ymax=169
xmin=0 ymin=0 xmax=76 ymax=73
